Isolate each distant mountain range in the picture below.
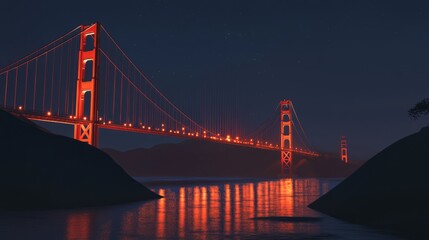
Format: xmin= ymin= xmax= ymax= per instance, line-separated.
xmin=104 ymin=140 xmax=363 ymax=178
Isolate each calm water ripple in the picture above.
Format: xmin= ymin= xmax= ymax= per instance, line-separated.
xmin=0 ymin=178 xmax=402 ymax=239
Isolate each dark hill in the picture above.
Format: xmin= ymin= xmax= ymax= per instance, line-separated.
xmin=0 ymin=109 xmax=159 ymax=210
xmin=309 ymin=126 xmax=429 ymax=238
xmin=104 ymin=141 xmax=361 ymax=178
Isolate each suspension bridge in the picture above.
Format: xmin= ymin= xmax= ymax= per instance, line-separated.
xmin=0 ymin=23 xmax=318 ymax=174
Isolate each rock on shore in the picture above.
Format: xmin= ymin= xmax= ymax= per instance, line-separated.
xmin=309 ymin=126 xmax=429 ymax=237
xmin=0 ymin=109 xmax=160 ymax=210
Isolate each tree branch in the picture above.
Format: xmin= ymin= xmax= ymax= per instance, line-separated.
xmin=408 ymin=98 xmax=429 ymax=120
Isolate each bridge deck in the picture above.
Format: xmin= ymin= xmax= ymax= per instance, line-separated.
xmin=5 ymin=109 xmax=319 ymax=157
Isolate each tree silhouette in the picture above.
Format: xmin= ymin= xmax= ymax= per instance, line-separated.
xmin=408 ymin=98 xmax=429 ymax=120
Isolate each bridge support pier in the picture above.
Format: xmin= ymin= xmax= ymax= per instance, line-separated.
xmin=73 ymin=23 xmax=100 ymax=146
xmin=280 ymin=100 xmax=293 ymax=176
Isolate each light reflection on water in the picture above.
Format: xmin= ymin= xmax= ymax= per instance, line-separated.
xmin=0 ymin=178 xmax=400 ymax=239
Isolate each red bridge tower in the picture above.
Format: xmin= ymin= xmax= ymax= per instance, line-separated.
xmin=280 ymin=100 xmax=293 ymax=175
xmin=74 ymin=23 xmax=100 ymax=146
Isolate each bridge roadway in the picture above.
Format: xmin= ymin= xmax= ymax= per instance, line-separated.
xmin=4 ymin=108 xmax=319 ymax=157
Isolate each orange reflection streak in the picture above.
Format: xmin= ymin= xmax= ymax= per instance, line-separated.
xmin=284 ymin=180 xmax=292 ymax=214
xmin=193 ymin=187 xmax=201 ymax=231
xmin=179 ymin=187 xmax=186 ymax=239
xmin=201 ymin=186 xmax=208 ymax=233
xmin=251 ymin=183 xmax=257 ymax=232
xmin=157 ymin=189 xmax=166 ymax=239
xmin=224 ymin=184 xmax=231 ymax=235
xmin=264 ymin=182 xmax=269 ymax=216
xmin=269 ymin=181 xmax=277 ymax=214
xmin=256 ymin=182 xmax=263 ymax=216
xmin=234 ymin=184 xmax=241 ymax=232
xmin=209 ymin=186 xmax=220 ymax=233
xmin=243 ymin=183 xmax=255 ymax=232
xmin=279 ymin=179 xmax=294 ymax=216
xmin=283 ymin=179 xmax=295 ymax=231
xmin=186 ymin=187 xmax=193 ymax=234
xmin=66 ymin=212 xmax=91 ymax=240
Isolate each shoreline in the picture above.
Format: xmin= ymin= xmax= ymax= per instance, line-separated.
xmin=134 ymin=176 xmax=345 ymax=187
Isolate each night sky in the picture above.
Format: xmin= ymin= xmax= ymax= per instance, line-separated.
xmin=1 ymin=0 xmax=429 ymax=160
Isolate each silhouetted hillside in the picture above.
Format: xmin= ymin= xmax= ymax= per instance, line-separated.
xmin=309 ymin=126 xmax=429 ymax=238
xmin=104 ymin=141 xmax=361 ymax=178
xmin=0 ymin=109 xmax=159 ymax=210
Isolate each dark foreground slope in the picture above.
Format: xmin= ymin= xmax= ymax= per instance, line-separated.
xmin=105 ymin=141 xmax=360 ymax=178
xmin=0 ymin=109 xmax=159 ymax=210
xmin=309 ymin=126 xmax=429 ymax=237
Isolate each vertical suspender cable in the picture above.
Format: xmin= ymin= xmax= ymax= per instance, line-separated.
xmin=58 ymin=46 xmax=63 ymax=115
xmin=42 ymin=53 xmax=47 ymax=112
xmin=50 ymin=49 xmax=56 ymax=112
xmin=24 ymin=63 xmax=28 ymax=109
xmin=4 ymin=71 xmax=8 ymax=107
xmin=33 ymin=59 xmax=37 ymax=111
xmin=13 ymin=68 xmax=18 ymax=109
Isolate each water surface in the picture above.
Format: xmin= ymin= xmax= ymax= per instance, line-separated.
xmin=0 ymin=178 xmax=401 ymax=239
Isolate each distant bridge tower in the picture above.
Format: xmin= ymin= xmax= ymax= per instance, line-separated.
xmin=280 ymin=100 xmax=293 ymax=175
xmin=74 ymin=23 xmax=100 ymax=146
xmin=340 ymin=136 xmax=348 ymax=163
